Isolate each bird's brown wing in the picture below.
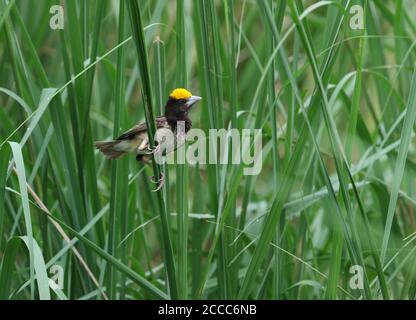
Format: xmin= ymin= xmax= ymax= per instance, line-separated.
xmin=116 ymin=116 xmax=168 ymax=140
xmin=96 ymin=117 xmax=169 ymax=159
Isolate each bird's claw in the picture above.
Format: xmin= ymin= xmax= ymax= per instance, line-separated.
xmin=144 ymin=142 xmax=160 ymax=155
xmin=150 ymin=173 xmax=164 ymax=192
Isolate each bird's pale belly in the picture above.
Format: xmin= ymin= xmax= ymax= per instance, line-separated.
xmin=154 ymin=127 xmax=186 ymax=156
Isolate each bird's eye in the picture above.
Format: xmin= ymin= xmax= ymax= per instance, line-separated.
xmin=179 ymin=99 xmax=186 ymax=104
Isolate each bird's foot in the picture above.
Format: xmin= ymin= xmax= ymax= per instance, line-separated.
xmin=144 ymin=142 xmax=160 ymax=155
xmin=150 ymin=173 xmax=164 ymax=192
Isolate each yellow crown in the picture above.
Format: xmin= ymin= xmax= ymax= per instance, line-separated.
xmin=169 ymin=88 xmax=192 ymax=100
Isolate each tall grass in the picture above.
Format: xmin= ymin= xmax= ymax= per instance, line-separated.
xmin=1 ymin=0 xmax=416 ymax=300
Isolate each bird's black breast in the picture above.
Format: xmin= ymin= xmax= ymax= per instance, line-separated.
xmin=166 ymin=116 xmax=192 ymax=133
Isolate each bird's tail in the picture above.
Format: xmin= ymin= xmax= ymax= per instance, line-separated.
xmin=95 ymin=140 xmax=126 ymax=159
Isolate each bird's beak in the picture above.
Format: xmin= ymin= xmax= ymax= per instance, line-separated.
xmin=186 ymin=95 xmax=202 ymax=109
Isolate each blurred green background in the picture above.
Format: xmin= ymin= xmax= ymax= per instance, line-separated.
xmin=1 ymin=0 xmax=416 ymax=300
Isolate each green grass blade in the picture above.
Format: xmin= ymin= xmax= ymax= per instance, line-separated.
xmin=380 ymin=71 xmax=416 ymax=263
xmin=127 ymin=0 xmax=177 ymax=299
xmin=8 ymin=142 xmax=35 ymax=299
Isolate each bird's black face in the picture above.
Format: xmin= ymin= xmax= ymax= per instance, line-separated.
xmin=165 ymin=95 xmax=202 ymax=119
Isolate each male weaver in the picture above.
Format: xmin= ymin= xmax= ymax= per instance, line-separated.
xmin=95 ymin=88 xmax=202 ymax=190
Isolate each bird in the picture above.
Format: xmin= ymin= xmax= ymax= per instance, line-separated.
xmin=95 ymin=88 xmax=202 ymax=190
